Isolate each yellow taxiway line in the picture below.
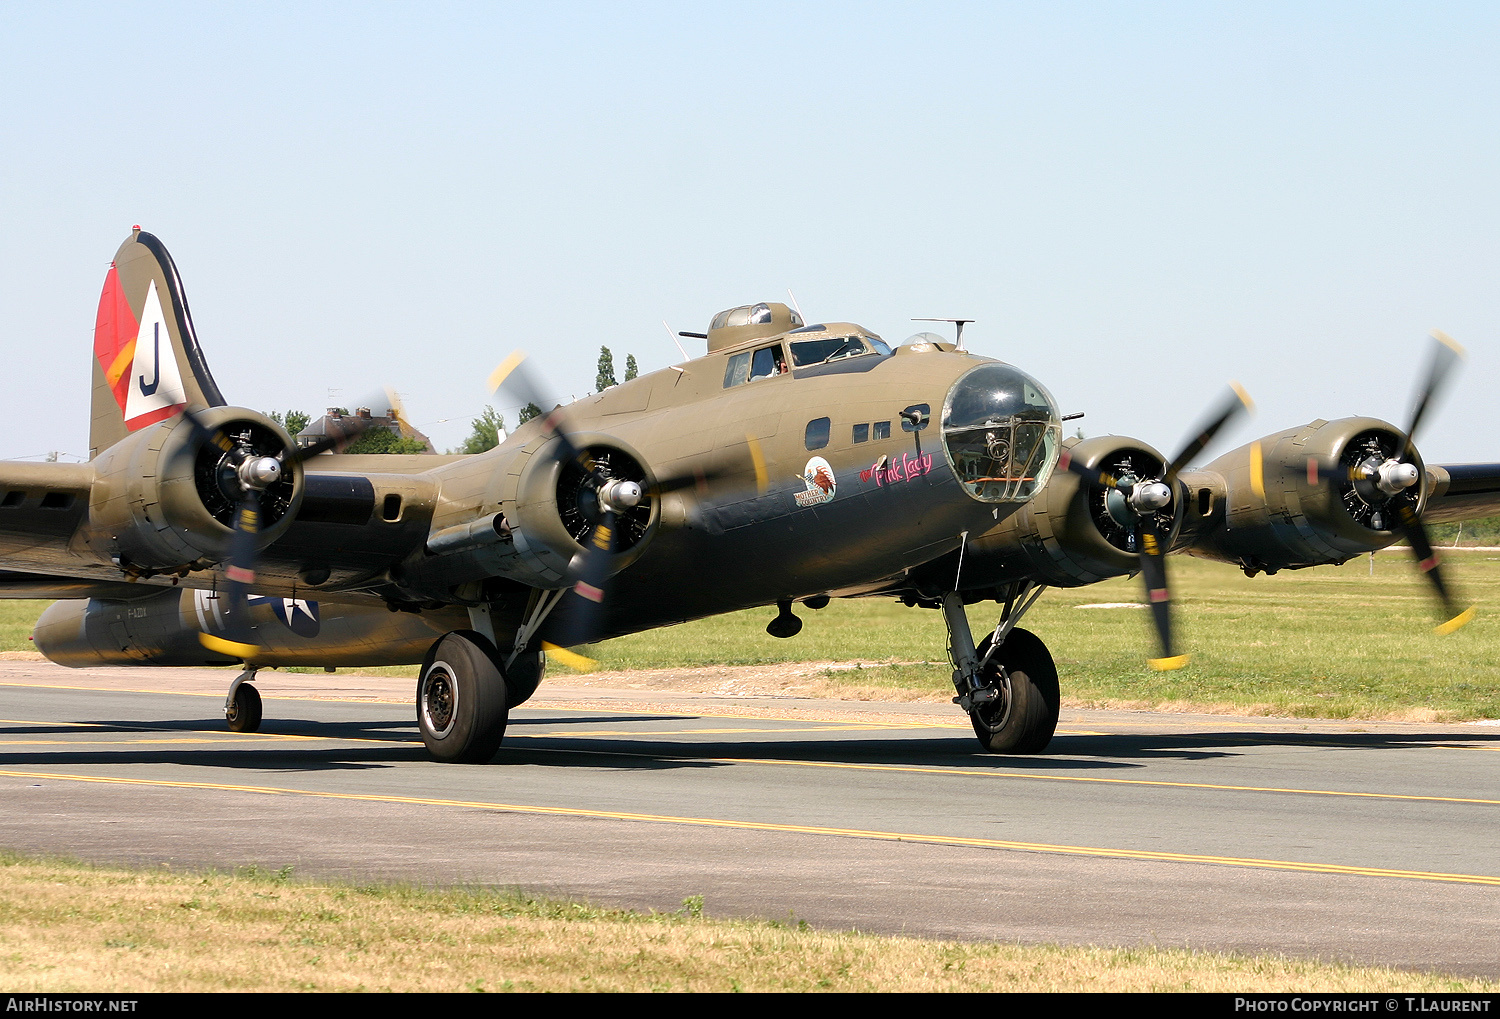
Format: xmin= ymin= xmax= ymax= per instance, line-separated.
xmin=3 ymin=717 xmax=1495 ymax=805
xmin=1 ymin=767 xmax=1496 ymax=888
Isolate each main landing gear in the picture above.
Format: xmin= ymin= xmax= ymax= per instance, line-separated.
xmin=941 ymin=584 xmax=1060 ymax=754
xmin=417 ymin=630 xmax=514 ymax=763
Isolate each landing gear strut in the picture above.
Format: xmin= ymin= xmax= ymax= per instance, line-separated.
xmin=225 ymin=668 xmax=262 ymax=733
xmin=941 ymin=586 xmax=1059 ymax=754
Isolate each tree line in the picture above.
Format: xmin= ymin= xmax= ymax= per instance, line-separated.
xmin=268 ymin=345 xmax=639 ymax=457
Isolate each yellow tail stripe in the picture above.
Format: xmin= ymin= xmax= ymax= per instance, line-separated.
xmin=105 ymin=340 xmax=137 ymax=388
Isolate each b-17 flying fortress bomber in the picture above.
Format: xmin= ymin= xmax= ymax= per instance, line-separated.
xmin=7 ymin=229 xmax=1499 ymax=761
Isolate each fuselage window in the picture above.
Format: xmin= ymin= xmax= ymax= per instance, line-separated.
xmin=723 ymin=351 xmax=752 ymax=388
xmin=872 ymin=421 xmax=891 ymax=440
xmin=852 ymin=423 xmax=870 ymax=443
xmin=805 ymin=417 xmax=831 ymax=451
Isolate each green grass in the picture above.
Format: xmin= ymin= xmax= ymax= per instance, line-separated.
xmin=581 ymin=550 xmax=1500 ymax=720
xmin=1426 ymin=513 xmax=1500 ymax=546
xmin=0 ymin=600 xmax=49 ymax=653
xmin=6 ymin=549 xmax=1499 ymax=720
xmin=2 ymin=851 xmax=1492 ymax=993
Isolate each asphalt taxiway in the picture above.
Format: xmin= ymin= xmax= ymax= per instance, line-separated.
xmin=1 ymin=660 xmax=1497 ymax=977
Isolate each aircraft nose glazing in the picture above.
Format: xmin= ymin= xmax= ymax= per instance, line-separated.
xmin=940 ymin=363 xmax=1063 ymax=504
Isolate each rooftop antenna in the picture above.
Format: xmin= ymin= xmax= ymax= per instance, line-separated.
xmin=787 ymin=288 xmax=805 ymax=321
xmin=661 ymin=320 xmax=690 ymax=361
xmin=912 ymin=318 xmax=974 ymax=353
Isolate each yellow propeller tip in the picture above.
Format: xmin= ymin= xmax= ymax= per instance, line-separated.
xmin=487 ymin=350 xmax=527 ymax=393
xmin=199 ymin=633 xmax=260 ymax=658
xmin=1229 ymin=380 xmax=1255 ymax=413
xmin=1434 ymin=606 xmax=1476 ymax=636
xmin=542 ymin=641 xmax=598 ymax=672
xmin=745 ymin=433 xmax=769 ymax=495
xmin=1431 ymin=330 xmax=1467 ymax=359
xmin=1148 ymin=654 xmax=1190 ymax=672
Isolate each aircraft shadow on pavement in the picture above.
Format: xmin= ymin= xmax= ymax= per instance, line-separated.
xmin=506 ymin=713 xmax=699 ymax=727
xmin=4 ymin=718 xmax=1494 ymax=775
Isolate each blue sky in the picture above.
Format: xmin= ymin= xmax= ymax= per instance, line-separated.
xmin=3 ymin=2 xmax=1496 ymax=462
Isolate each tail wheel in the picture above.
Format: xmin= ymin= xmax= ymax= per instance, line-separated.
xmin=969 ymin=627 xmax=1059 ymax=754
xmin=417 ymin=631 xmax=509 ymax=763
xmin=226 ymin=683 xmax=262 ymax=733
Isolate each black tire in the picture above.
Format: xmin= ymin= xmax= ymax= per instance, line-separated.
xmin=417 ymin=631 xmax=509 ymax=763
xmin=502 ymin=649 xmax=546 ymax=709
xmin=968 ymin=627 xmax=1059 ymax=754
xmin=227 ymin=683 xmax=262 ymax=733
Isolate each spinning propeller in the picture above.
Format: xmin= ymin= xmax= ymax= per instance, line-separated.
xmin=1059 ymin=384 xmax=1255 ymax=670
xmin=191 ymin=401 xmax=384 ymax=658
xmin=488 ymin=351 xmax=766 ymax=652
xmin=1258 ymin=331 xmax=1473 ymax=635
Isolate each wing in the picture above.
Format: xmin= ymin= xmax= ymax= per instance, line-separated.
xmin=1422 ymin=463 xmax=1500 ymax=523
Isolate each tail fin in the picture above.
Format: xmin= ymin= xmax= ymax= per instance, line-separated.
xmin=90 ymin=227 xmax=226 ymax=457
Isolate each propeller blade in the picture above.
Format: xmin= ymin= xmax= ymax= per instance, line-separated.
xmin=1406 ymin=331 xmax=1465 ymax=449
xmin=1164 ymin=382 xmax=1254 ymax=484
xmin=1393 ymin=503 xmax=1475 ymax=634
xmin=1058 ymin=448 xmax=1136 ymax=497
xmin=199 ymin=488 xmax=263 ymax=658
xmin=551 ymin=508 xmax=618 ymax=646
xmin=489 ymin=350 xmax=595 ymax=475
xmin=289 ymin=414 xmax=378 ymax=461
xmin=1138 ymin=519 xmax=1188 ymax=671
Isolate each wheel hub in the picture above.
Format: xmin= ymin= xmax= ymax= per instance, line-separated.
xmin=422 ymin=664 xmax=457 ymax=737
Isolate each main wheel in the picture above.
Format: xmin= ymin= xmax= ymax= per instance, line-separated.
xmin=226 ymin=683 xmax=262 ymax=733
xmin=968 ymin=627 xmax=1059 ymax=754
xmin=502 ymin=648 xmax=546 ymax=709
xmin=417 ymin=631 xmax=510 ymax=763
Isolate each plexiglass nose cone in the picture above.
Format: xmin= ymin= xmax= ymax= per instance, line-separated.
xmin=942 ymin=363 xmax=1062 ymax=503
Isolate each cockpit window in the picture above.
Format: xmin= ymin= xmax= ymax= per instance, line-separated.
xmin=723 ymin=351 xmax=751 ymax=388
xmin=789 ymin=333 xmax=889 ymax=368
xmin=749 ymin=344 xmax=786 ymax=380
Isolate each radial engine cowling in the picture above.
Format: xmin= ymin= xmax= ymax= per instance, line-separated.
xmin=419 ymin=431 xmax=663 ymax=593
xmin=85 ymin=407 xmax=302 ymax=573
xmin=1181 ymin=416 xmax=1423 ymax=573
xmin=953 ymin=435 xmax=1176 ymax=590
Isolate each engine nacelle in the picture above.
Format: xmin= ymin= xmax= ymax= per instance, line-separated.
xmin=395 ymin=431 xmax=661 ymax=598
xmin=1180 ymin=416 xmax=1423 ymax=573
xmin=949 ymin=434 xmax=1174 ymax=590
xmin=85 ymin=407 xmax=302 ymax=574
